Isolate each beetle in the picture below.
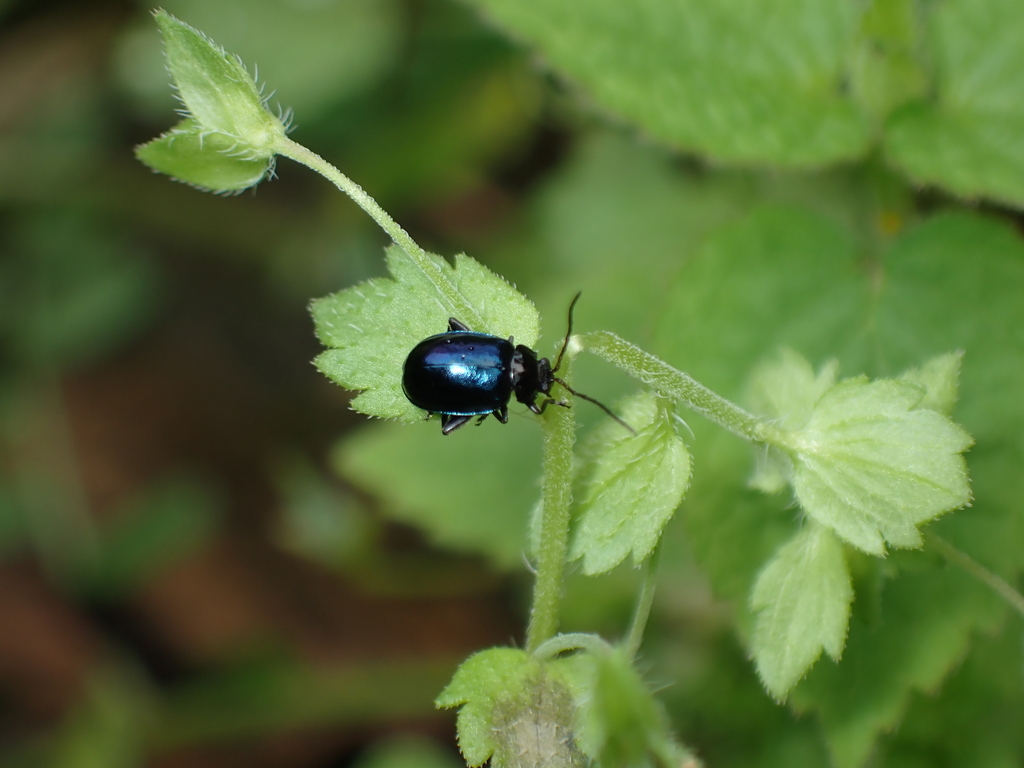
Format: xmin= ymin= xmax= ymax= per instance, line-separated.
xmin=402 ymin=293 xmax=633 ymax=435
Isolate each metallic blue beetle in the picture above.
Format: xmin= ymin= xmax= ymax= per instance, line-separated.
xmin=402 ymin=294 xmax=632 ymax=435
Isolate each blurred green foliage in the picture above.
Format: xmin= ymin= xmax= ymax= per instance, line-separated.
xmin=2 ymin=0 xmax=1023 ymax=766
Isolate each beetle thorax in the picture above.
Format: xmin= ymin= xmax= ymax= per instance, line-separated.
xmin=511 ymin=345 xmax=554 ymax=405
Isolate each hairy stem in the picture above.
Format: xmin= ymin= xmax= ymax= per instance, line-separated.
xmin=533 ymin=633 xmax=614 ymax=660
xmin=927 ymin=532 xmax=1024 ymax=619
xmin=581 ymin=331 xmax=778 ymax=444
xmin=274 ymin=137 xmax=483 ymax=327
xmin=526 ymin=363 xmax=578 ymax=652
xmin=623 ymin=541 xmax=662 ymax=660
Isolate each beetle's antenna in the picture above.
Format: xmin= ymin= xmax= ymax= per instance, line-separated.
xmin=551 ymin=291 xmax=582 ymax=373
xmin=553 ymin=377 xmax=636 ymax=435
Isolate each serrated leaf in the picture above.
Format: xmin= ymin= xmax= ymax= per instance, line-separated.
xmin=655 ymin=207 xmax=1024 ymax=760
xmin=883 ymin=0 xmax=1024 ymax=207
xmin=153 ymin=10 xmax=284 ymax=154
xmin=569 ymin=392 xmax=691 ymax=575
xmin=750 ymin=522 xmax=853 ymax=700
xmin=790 ymin=376 xmax=973 ymax=555
xmin=899 ymin=351 xmax=962 ymax=416
xmin=463 ymin=0 xmax=869 ymax=166
xmin=312 ymin=246 xmax=538 ymax=422
xmin=436 ymin=648 xmax=535 ymax=767
xmin=135 ymin=119 xmax=273 ymax=193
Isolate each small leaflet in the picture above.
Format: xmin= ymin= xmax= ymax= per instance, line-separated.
xmin=570 ymin=391 xmax=691 ymax=575
xmin=750 ymin=522 xmax=853 ymax=700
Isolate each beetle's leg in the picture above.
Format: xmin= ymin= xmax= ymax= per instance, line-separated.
xmin=494 ymin=405 xmax=509 ymax=424
xmin=441 ymin=414 xmax=473 ymax=434
xmin=474 ymin=414 xmax=488 ymax=426
xmin=448 ymin=317 xmax=471 ymax=332
xmin=530 ymin=398 xmax=569 ymax=415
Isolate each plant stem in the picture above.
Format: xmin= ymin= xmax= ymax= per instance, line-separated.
xmin=581 ymin=331 xmax=777 ymax=444
xmin=623 ymin=541 xmax=662 ymax=660
xmin=533 ymin=633 xmax=614 ymax=660
xmin=274 ymin=137 xmax=482 ymax=327
xmin=526 ymin=363 xmax=577 ymax=652
xmin=927 ymin=532 xmax=1024 ymax=619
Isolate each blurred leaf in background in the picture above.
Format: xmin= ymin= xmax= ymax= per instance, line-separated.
xmin=81 ymin=474 xmax=222 ymax=601
xmin=884 ymin=0 xmax=1024 ymax=205
xmin=463 ymin=0 xmax=1024 ymax=207
xmin=466 ymin=0 xmax=871 ymax=166
xmin=43 ymin=665 xmax=155 ymax=768
xmin=0 ymin=213 xmax=161 ymax=369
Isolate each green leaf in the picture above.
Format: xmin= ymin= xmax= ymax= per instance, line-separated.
xmin=558 ymin=649 xmax=690 ymax=768
xmin=436 ymin=648 xmax=535 ymax=767
xmin=744 ymin=345 xmax=973 ymax=557
xmin=462 ymin=0 xmax=869 ymax=166
xmin=745 ymin=349 xmax=838 ymax=493
xmin=569 ymin=391 xmax=691 ymax=575
xmin=790 ymin=564 xmax=1003 ymax=768
xmin=135 ymin=119 xmax=274 ymax=193
xmin=848 ymin=0 xmax=927 ymax=121
xmin=746 ymin=349 xmax=839 ymax=433
xmin=881 ymin=627 xmax=1024 ymax=767
xmin=899 ymin=351 xmax=963 ymax=416
xmin=436 ymin=648 xmax=582 ymax=768
xmin=312 ymin=246 xmax=538 ymax=422
xmin=333 ymin=416 xmax=537 ymax=568
xmin=788 ymin=376 xmax=973 ymax=555
xmin=655 ymin=206 xmax=1024 ymax=760
xmin=885 ymin=105 xmax=1024 ymax=209
xmin=883 ymin=0 xmax=1024 ymax=207
xmin=750 ymin=522 xmax=853 ymax=700
xmin=654 ymin=206 xmax=864 ymax=398
xmin=153 ymin=10 xmax=285 ymax=155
